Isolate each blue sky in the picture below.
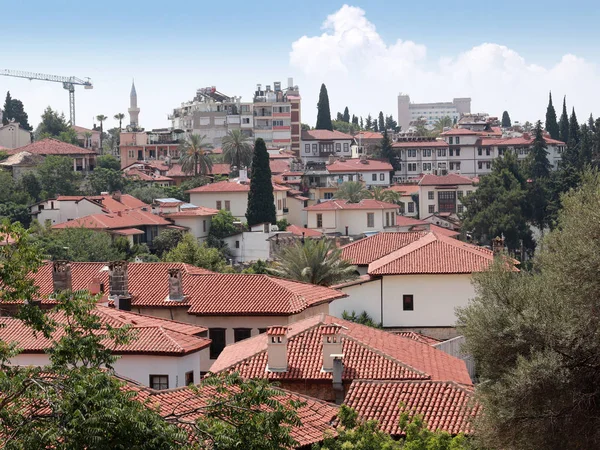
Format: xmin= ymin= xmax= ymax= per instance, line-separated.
xmin=1 ymin=1 xmax=599 ymax=130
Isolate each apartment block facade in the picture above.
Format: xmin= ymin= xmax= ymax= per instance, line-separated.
xmin=397 ymin=94 xmax=471 ymax=131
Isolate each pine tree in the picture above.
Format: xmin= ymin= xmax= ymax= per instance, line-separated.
xmin=2 ymin=92 xmax=32 ymax=130
xmin=365 ymin=114 xmax=372 ymax=130
xmin=579 ymin=124 xmax=592 ymax=168
xmin=246 ymin=138 xmax=276 ymax=226
xmin=530 ymin=120 xmax=551 ymax=179
xmin=372 ymin=121 xmax=378 ymax=132
xmin=378 ymin=111 xmax=385 ymax=132
xmin=351 ymin=115 xmax=358 ymax=126
xmin=342 ymin=107 xmax=350 ymax=123
xmin=336 ymin=112 xmax=343 ymax=121
xmin=569 ymin=108 xmax=580 ymax=146
xmin=315 ymin=84 xmax=333 ymax=131
xmin=2 ymin=92 xmax=13 ymax=126
xmin=545 ymin=92 xmax=559 ymax=140
xmin=501 ymin=111 xmax=511 ymax=128
xmin=589 ymin=114 xmax=595 ymax=131
xmin=559 ymin=96 xmax=570 ymax=144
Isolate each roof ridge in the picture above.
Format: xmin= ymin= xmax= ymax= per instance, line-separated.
xmin=156 ymin=326 xmax=185 ymax=352
xmin=368 ymin=232 xmax=438 ymax=273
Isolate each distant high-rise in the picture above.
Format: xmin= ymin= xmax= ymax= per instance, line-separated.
xmin=128 ymin=80 xmax=140 ymax=127
xmin=397 ymin=94 xmax=471 ymax=131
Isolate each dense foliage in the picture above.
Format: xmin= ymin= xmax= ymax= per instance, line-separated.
xmin=246 ymin=138 xmax=276 ymax=226
xmin=316 ymin=84 xmax=333 ymax=131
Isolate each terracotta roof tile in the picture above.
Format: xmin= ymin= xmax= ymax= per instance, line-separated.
xmin=267 ymin=326 xmax=288 ymax=336
xmin=419 ymin=174 xmax=476 ymax=186
xmin=393 ymin=331 xmax=441 ymax=345
xmin=440 ymin=129 xmax=483 ymax=136
xmin=302 ymin=130 xmax=353 ymax=140
xmin=344 ymin=380 xmax=479 ymax=435
xmin=387 ymin=184 xmax=420 ymax=195
xmin=396 ymin=216 xmax=427 ymax=227
xmin=286 ymin=225 xmax=323 ymax=238
xmin=340 ymin=232 xmax=426 ymax=265
xmin=187 ymin=179 xmax=289 ymax=193
xmin=163 ymin=207 xmax=219 ymax=217
xmin=429 ymin=224 xmax=460 ymax=238
xmin=355 ymin=131 xmax=383 ymax=140
xmin=305 ymin=199 xmax=399 ymax=211
xmin=326 ymin=159 xmax=393 ymax=172
xmin=7 ymin=138 xmax=97 ymax=155
xmin=52 ymin=209 xmax=170 ymax=230
xmin=211 ymin=315 xmax=472 ymax=385
xmin=269 ymin=159 xmax=291 ymax=174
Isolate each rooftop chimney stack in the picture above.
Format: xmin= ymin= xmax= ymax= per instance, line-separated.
xmin=332 ymin=355 xmax=344 ymax=404
xmin=108 ymin=261 xmax=129 ymax=297
xmin=52 ymin=260 xmax=72 ymax=293
xmin=321 ymin=324 xmax=343 ymax=372
xmin=266 ymin=327 xmax=288 ymax=372
xmin=112 ymin=191 xmax=122 ymax=203
xmin=168 ymin=268 xmax=184 ymax=301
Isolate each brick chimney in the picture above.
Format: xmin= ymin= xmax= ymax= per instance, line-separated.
xmin=108 ymin=261 xmax=129 ymax=297
xmin=52 ymin=260 xmax=72 ymax=293
xmin=266 ymin=326 xmax=288 ymax=372
xmin=88 ymin=277 xmax=103 ymax=295
xmin=321 ymin=324 xmax=343 ymax=372
xmin=112 ymin=191 xmax=122 ymax=202
xmin=168 ymin=268 xmax=184 ymax=301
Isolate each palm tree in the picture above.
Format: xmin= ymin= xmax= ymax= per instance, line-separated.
xmin=114 ymin=113 xmax=125 ymax=130
xmin=96 ymin=115 xmax=108 ymax=151
xmin=221 ymin=129 xmax=253 ymax=176
xmin=369 ymin=186 xmax=401 ymax=204
xmin=336 ymin=181 xmax=370 ymax=203
xmin=433 ymin=116 xmax=453 ymax=135
xmin=179 ymin=134 xmax=214 ymax=177
xmin=83 ymin=131 xmax=93 ymax=149
xmin=269 ymin=239 xmax=357 ymax=286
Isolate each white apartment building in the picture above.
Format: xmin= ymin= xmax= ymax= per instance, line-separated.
xmin=300 ymin=129 xmax=355 ymax=164
xmin=391 ymin=138 xmax=451 ymax=182
xmin=418 ymin=174 xmax=478 ymax=219
xmin=326 ymin=158 xmax=394 ymax=188
xmin=397 ymin=95 xmax=471 ymax=131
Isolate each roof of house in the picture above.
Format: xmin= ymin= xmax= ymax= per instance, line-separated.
xmin=130 ymin=161 xmax=231 ymax=178
xmin=419 ymin=174 xmax=476 ymax=186
xmin=354 ymin=131 xmax=383 ymax=140
xmin=286 ymin=225 xmax=323 ymax=238
xmin=72 ymin=125 xmax=99 ymax=134
xmin=387 ymin=184 xmax=420 ymax=195
xmin=395 ymin=216 xmax=428 ymax=227
xmin=0 ymin=305 xmax=210 ymax=356
xmin=210 ymin=314 xmax=472 ymax=385
xmin=344 ymin=380 xmax=478 ymax=436
xmin=52 ymin=208 xmax=171 ymax=230
xmin=186 ymin=179 xmax=289 ymax=193
xmin=477 ymin=136 xmax=566 ymax=147
xmin=54 ymin=194 xmax=149 ymax=213
xmin=393 ymin=331 xmax=441 ymax=345
xmin=125 ymin=168 xmax=174 ymax=182
xmin=340 ymin=232 xmax=427 ymax=265
xmin=305 ymin=199 xmax=399 ymax=212
xmin=392 ymin=140 xmax=448 ymax=148
xmin=368 ymin=232 xmax=496 ymax=275
xmin=326 ymin=159 xmax=393 ymax=172
xmin=163 ymin=206 xmax=220 ymax=217
xmin=6 ymin=138 xmax=96 ymax=156
xmin=440 ymin=128 xmax=483 ymax=136
xmin=429 ymin=224 xmax=460 ymax=238
xmin=269 ymin=159 xmax=291 ymax=174
xmin=301 ymin=130 xmax=354 ymax=141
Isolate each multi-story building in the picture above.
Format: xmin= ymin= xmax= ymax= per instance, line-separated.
xmin=418 ymin=174 xmax=478 ymax=219
xmin=397 ymin=94 xmax=471 ymax=131
xmin=392 ymin=137 xmax=451 ymax=182
xmin=119 ymin=129 xmax=184 ymax=169
xmin=300 ymin=129 xmax=355 ymax=164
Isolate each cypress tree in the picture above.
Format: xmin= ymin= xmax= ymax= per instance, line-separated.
xmin=501 ymin=111 xmax=512 ymax=128
xmin=9 ymin=99 xmax=32 ymax=131
xmin=545 ymin=92 xmax=559 ymax=140
xmin=342 ymin=107 xmax=350 ymax=123
xmin=569 ymin=108 xmax=580 ymax=146
xmin=378 ymin=111 xmax=385 ymax=132
xmin=2 ymin=91 xmax=13 ymax=126
xmin=579 ymin=124 xmax=592 ymax=168
xmin=372 ymin=121 xmax=378 ymax=132
xmin=380 ymin=129 xmax=399 ymax=171
xmin=530 ymin=120 xmax=551 ymax=179
xmin=559 ymin=96 xmax=570 ymax=144
xmin=351 ymin=115 xmax=358 ymax=125
xmin=365 ymin=114 xmax=372 ymax=130
xmin=246 ymin=138 xmax=276 ymax=226
xmin=589 ymin=114 xmax=595 ymax=131
xmin=315 ymin=84 xmax=333 ymax=131
xmin=359 ymin=117 xmax=364 ymax=129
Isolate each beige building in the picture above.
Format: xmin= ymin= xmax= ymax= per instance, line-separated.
xmin=162 ymin=206 xmax=219 ymax=242
xmin=300 ymin=129 xmax=354 ymax=164
xmin=418 ymin=174 xmax=478 ymax=220
xmin=73 ymin=125 xmax=101 ymax=152
xmin=397 ymin=94 xmax=471 ymax=131
xmin=0 ymin=121 xmax=31 ymax=149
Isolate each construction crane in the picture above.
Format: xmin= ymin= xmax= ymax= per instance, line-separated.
xmin=0 ymin=69 xmax=93 ymax=126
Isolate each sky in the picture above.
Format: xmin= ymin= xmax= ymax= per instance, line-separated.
xmin=1 ymin=0 xmax=600 ymax=131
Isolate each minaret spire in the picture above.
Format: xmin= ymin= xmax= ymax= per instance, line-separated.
xmin=128 ymin=79 xmax=140 ymax=127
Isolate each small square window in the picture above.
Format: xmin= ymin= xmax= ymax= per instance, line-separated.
xmin=185 ymin=371 xmax=194 ymax=386
xmin=372 ymin=174 xmax=377 ymax=181
xmin=150 ymin=375 xmax=169 ymax=390
xmin=429 ymin=205 xmax=434 ymax=213
xmin=428 ymin=191 xmax=434 ymax=200
xmin=403 ymin=295 xmax=414 ymax=311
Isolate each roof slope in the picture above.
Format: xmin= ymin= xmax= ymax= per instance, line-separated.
xmin=52 ymin=209 xmax=171 ymax=230
xmin=344 ymin=380 xmax=478 ymax=435
xmin=286 ymin=224 xmax=323 ymax=238
xmin=419 ymin=174 xmax=475 ymax=186
xmin=340 ymin=232 xmax=426 ymax=265
xmin=55 ymin=194 xmax=149 ymax=213
xmin=211 ymin=315 xmax=472 ymax=385
xmin=187 ymin=179 xmax=289 ymax=193
xmin=301 ymin=129 xmax=353 ymax=140
xmin=305 ymin=199 xmax=399 ymax=211
xmin=7 ymin=138 xmax=96 ymax=155
xmin=326 ymin=159 xmax=393 ymax=172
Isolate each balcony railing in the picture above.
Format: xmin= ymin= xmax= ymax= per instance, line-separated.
xmin=254 ymin=111 xmax=272 ymax=117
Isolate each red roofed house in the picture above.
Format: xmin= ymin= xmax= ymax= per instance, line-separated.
xmin=391 ymin=138 xmax=449 ymax=182
xmin=354 ymin=131 xmax=383 ymax=156
xmin=300 ymin=129 xmax=355 ymax=164
xmin=304 ymin=199 xmax=399 ymax=236
xmin=5 ymin=138 xmax=97 ymax=171
xmin=325 ymin=158 xmax=394 ymax=187
xmin=418 ymin=173 xmax=478 ymax=221
xmin=330 ymin=231 xmax=508 ymax=338
xmin=73 ymin=125 xmax=101 ymax=151
xmin=122 ymin=160 xmax=231 ymax=186
xmin=386 ymin=184 xmax=420 ymax=216
xmin=210 ymin=314 xmax=473 ymax=406
xmin=162 ymin=206 xmax=220 ymax=242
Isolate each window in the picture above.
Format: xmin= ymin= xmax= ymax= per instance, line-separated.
xmin=312 ymin=143 xmax=317 ymax=152
xmin=224 ymin=200 xmax=230 ymax=211
xmin=423 ymin=162 xmax=432 ymax=171
xmin=408 ymin=149 xmax=416 ymax=157
xmin=258 ymin=328 xmax=267 ymax=334
xmin=235 ymin=240 xmax=240 ymax=249
xmin=234 ymin=328 xmax=252 ymax=342
xmin=403 ymin=295 xmax=414 ymax=311
xmin=438 ymin=191 xmax=457 ymax=213
xmin=324 ymin=192 xmax=334 ymax=199
xmin=371 ymin=174 xmax=377 ymax=181
xmin=216 ymin=200 xmax=222 ymax=210
xmin=185 ymin=371 xmax=194 ymax=386
xmin=150 ymin=375 xmax=169 ymax=390
xmin=457 ymin=190 xmax=464 ymax=198
xmin=449 ymin=162 xmax=461 ymax=170
xmin=437 ymin=149 xmax=446 ymax=157
xmin=278 ymin=199 xmax=282 ymax=210
xmin=478 ymin=161 xmax=483 ymax=170
xmin=209 ymin=328 xmax=226 ymax=359
xmin=380 ymin=173 xmax=385 ymax=181
xmin=305 ymin=144 xmax=310 ymax=154
xmin=408 ymin=163 xmax=417 ymax=172
xmin=399 ymin=202 xmax=405 ymax=213
xmin=203 ymin=220 xmax=207 ymax=232
xmin=408 ymin=202 xmax=415 ymax=213
xmin=316 ymin=213 xmax=323 ymax=228
xmin=455 ymin=148 xmax=460 ymax=156
xmin=273 ymin=120 xmax=284 ymax=126
xmin=498 ymin=148 xmax=505 ymax=156
xmin=486 ymin=161 xmax=491 ymax=169
xmin=428 ymin=191 xmax=434 ymax=200
xmin=128 ymin=150 xmax=135 ymax=158
xmin=336 ymin=143 xmax=341 ymax=152
xmin=486 ymin=148 xmax=491 ymax=156
xmin=385 ymin=212 xmax=390 ymax=227
xmin=449 ymin=149 xmax=453 ymax=157
xmin=429 ymin=205 xmax=435 ymax=213
xmin=343 ymin=143 xmax=349 ymax=152
xmin=457 ymin=204 xmax=464 ymax=213
xmin=477 ymin=148 xmax=482 ymax=156
xmin=423 ymin=149 xmax=431 ymax=157
xmin=448 ymin=137 xmax=453 ymax=145
xmin=242 ymin=117 xmax=250 ymax=124
xmin=367 ymin=212 xmax=375 ymax=228
xmin=455 ymin=137 xmax=460 ymax=145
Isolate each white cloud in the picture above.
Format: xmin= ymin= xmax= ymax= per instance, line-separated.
xmin=290 ymin=5 xmax=600 ymax=126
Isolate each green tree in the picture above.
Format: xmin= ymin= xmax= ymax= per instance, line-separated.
xmin=222 ymin=129 xmax=252 ymax=176
xmin=179 ymin=133 xmax=214 ymax=177
xmin=528 ymin=120 xmax=551 ymax=179
xmin=18 ymin=172 xmax=42 ymax=202
xmin=114 ymin=112 xmax=125 ymax=130
xmin=207 ymin=209 xmax=237 ymax=252
xmin=95 ymin=114 xmax=108 ymax=150
xmin=2 ymin=93 xmax=32 ymax=131
xmin=2 ymin=91 xmax=13 ymax=125
xmin=336 ymin=181 xmax=370 ymax=203
xmin=342 ymin=310 xmax=380 ymax=328
xmin=246 ymin=138 xmax=276 ymax=226
xmin=268 ymin=238 xmax=357 ymax=286
xmin=559 ymin=96 xmax=569 ymax=144
xmin=369 ymin=186 xmax=400 ymax=204
xmin=97 ymin=154 xmax=121 ymax=171
xmin=385 ymin=114 xmax=399 ymax=132
xmin=127 ymin=185 xmax=184 ymax=204
xmin=57 ymin=127 xmax=79 ymax=145
xmin=336 ymin=112 xmax=344 ymax=121
xmin=315 ymin=84 xmax=333 ymax=131
xmin=501 ymin=110 xmax=511 ymax=128
xmin=458 ymin=171 xmax=600 ymax=449
xmin=37 ymin=155 xmax=81 ymax=198
xmin=32 ymin=226 xmax=126 ymax=261
xmin=378 ymin=111 xmax=385 ymax=132
xmin=342 ymin=106 xmax=350 ymax=123
xmin=379 ymin=129 xmax=399 ymax=171
xmin=545 ymin=91 xmax=560 ymax=139
xmin=276 ymin=218 xmax=290 ymax=231
xmin=301 ymin=123 xmax=311 ymax=131
xmin=87 ymin=167 xmax=125 ymax=194
xmin=568 ymin=107 xmax=580 ymax=146
xmin=360 ymin=116 xmax=364 ymax=129
xmin=433 ymin=116 xmax=453 ymax=135
xmin=152 ymin=229 xmax=183 ymax=257
xmin=163 ymin=233 xmax=232 ymax=272
xmin=365 ymin=114 xmax=373 ymax=130
xmin=242 ymin=259 xmax=269 ymax=274
xmin=351 ymin=114 xmax=358 ymax=126
xmin=0 ymin=203 xmax=31 ymax=227
xmin=332 ymin=120 xmax=358 ymax=134
xmin=36 ymin=107 xmax=69 ymax=138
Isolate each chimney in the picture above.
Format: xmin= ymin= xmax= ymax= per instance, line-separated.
xmin=88 ymin=277 xmax=103 ymax=296
xmin=239 ymin=168 xmax=248 ymax=183
xmin=108 ymin=261 xmax=129 ymax=297
xmin=112 ymin=191 xmax=122 ymax=202
xmin=321 ymin=324 xmax=343 ymax=371
xmin=332 ymin=356 xmax=344 ymax=404
xmin=492 ymin=235 xmax=505 ymax=254
xmin=168 ymin=268 xmax=184 ymax=301
xmin=52 ymin=260 xmax=72 ymax=293
xmin=266 ymin=326 xmax=288 ymax=372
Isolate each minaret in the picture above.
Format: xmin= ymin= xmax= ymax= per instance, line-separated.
xmin=128 ymin=80 xmax=140 ymax=127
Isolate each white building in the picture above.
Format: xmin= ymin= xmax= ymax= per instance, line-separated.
xmin=418 ymin=174 xmax=478 ymax=220
xmin=162 ymin=206 xmax=219 ymax=242
xmin=397 ymin=95 xmax=471 ymax=132
xmin=391 ymin=138 xmax=452 ymax=182
xmin=223 ymin=223 xmax=294 ymax=263
xmin=0 ymin=121 xmax=31 ymax=149
xmin=300 ymin=129 xmax=355 ymax=164
xmin=325 ymin=158 xmax=393 ymax=188
xmin=305 ymin=199 xmax=399 ymax=236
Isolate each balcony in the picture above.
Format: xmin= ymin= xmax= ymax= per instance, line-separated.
xmin=254 ymin=111 xmax=272 ymax=117
xmin=254 ymin=125 xmax=272 ymax=130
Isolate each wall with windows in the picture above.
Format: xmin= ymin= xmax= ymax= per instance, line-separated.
xmin=168 ymin=215 xmax=213 ymax=241
xmin=418 ymin=184 xmax=477 ymax=219
xmin=32 ymin=199 xmax=103 ymax=226
xmin=300 ymin=138 xmax=355 ymax=164
xmin=189 ymin=190 xmax=288 ymax=222
xmin=306 ymin=208 xmax=398 ymax=235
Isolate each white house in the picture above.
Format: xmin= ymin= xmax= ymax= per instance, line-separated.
xmin=163 ymin=206 xmax=219 ymax=242
xmin=223 ymin=223 xmax=293 ymax=263
xmin=186 ymin=178 xmax=290 ymax=222
xmin=418 ymin=174 xmax=478 ymax=220
xmin=386 ymin=184 xmax=419 ymax=216
xmin=304 ymin=199 xmax=399 ymax=236
xmin=0 ymin=121 xmax=31 ymax=149
xmin=331 ymin=231 xmax=509 ymax=339
xmin=325 ymin=158 xmax=393 ymax=187
xmin=300 ymin=129 xmax=355 ymax=164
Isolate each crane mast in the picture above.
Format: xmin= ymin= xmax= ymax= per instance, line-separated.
xmin=0 ymin=69 xmax=93 ymax=126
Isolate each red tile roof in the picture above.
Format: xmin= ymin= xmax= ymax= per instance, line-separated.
xmin=135 ymin=160 xmax=231 ymax=177
xmin=326 ymin=159 xmax=393 ymax=172
xmin=267 ymin=326 xmax=288 ymax=336
xmin=52 ymin=209 xmax=170 ymax=230
xmin=355 ymin=131 xmax=383 ymax=140
xmin=396 ymin=216 xmax=427 ymax=227
xmin=387 ymin=184 xmax=420 ymax=195
xmin=211 ymin=315 xmax=472 ymax=385
xmin=269 ymin=158 xmax=291 ymax=174
xmin=429 ymin=224 xmax=460 ymax=238
xmin=7 ymin=138 xmax=96 ymax=155
xmin=344 ymin=380 xmax=478 ymax=436
xmin=419 ymin=174 xmax=476 ymax=186
xmin=55 ymin=194 xmax=149 ymax=213
xmin=0 ymin=305 xmax=210 ymax=356
xmin=440 ymin=129 xmax=482 ymax=136
xmin=340 ymin=232 xmax=426 ymax=266
xmin=393 ymin=331 xmax=441 ymax=345
xmin=187 ymin=179 xmax=289 ymax=193
xmin=163 ymin=207 xmax=219 ymax=217
xmin=286 ymin=225 xmax=323 ymax=238
xmin=302 ymin=130 xmax=354 ymax=140
xmin=476 ymin=136 xmax=566 ymax=147
xmin=392 ymin=140 xmax=448 ymax=148
xmin=111 ymin=227 xmax=145 ymax=236
xmin=305 ymin=199 xmax=399 ymax=211
xmin=125 ymin=168 xmax=174 ymax=182
xmin=368 ymin=232 xmax=496 ymax=275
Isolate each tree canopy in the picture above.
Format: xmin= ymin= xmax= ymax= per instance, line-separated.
xmin=2 ymin=91 xmax=32 ymax=131
xmin=559 ymin=96 xmax=570 ymax=144
xmin=545 ymin=92 xmax=560 ymax=139
xmin=501 ymin=111 xmax=511 ymax=128
xmin=336 ymin=181 xmax=370 ymax=203
xmin=246 ymin=138 xmax=276 ymax=226
xmin=315 ymin=84 xmax=333 ymax=131
xmin=179 ymin=134 xmax=213 ymax=177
